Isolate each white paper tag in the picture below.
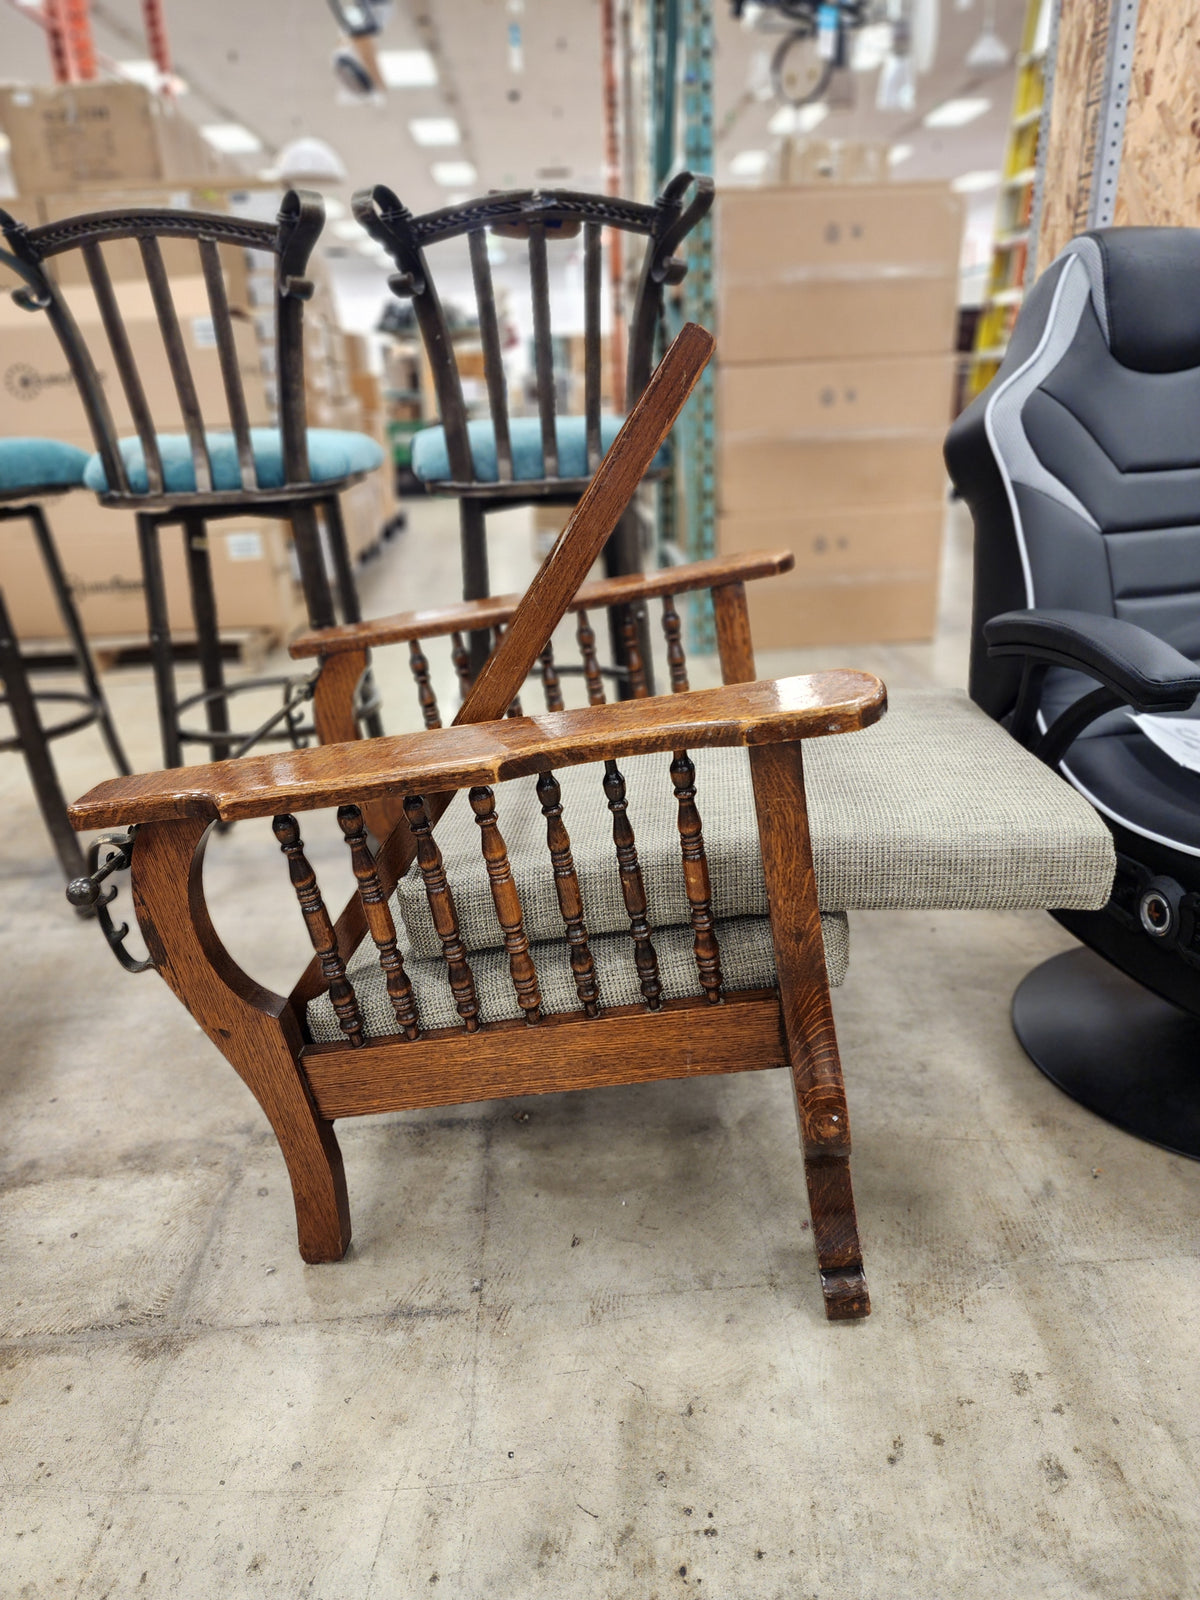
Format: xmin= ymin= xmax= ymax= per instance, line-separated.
xmin=225 ymin=530 xmax=264 ymax=562
xmin=190 ymin=315 xmax=217 ymax=349
xmin=1127 ymin=712 xmax=1200 ymax=772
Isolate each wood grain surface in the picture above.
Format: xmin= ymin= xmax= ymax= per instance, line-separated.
xmin=69 ymin=671 xmax=886 ymax=828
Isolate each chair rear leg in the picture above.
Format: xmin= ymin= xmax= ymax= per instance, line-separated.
xmin=460 ymin=500 xmax=491 ymax=677
xmin=29 ymin=504 xmax=131 ymax=776
xmin=183 ymin=515 xmax=233 ymax=763
xmin=0 ymin=585 xmax=88 ymax=882
xmin=137 ymin=514 xmax=183 ymax=769
xmin=749 ymin=739 xmax=870 ymax=1321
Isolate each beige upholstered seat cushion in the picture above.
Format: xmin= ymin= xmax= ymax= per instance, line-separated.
xmin=394 ymin=688 xmax=1115 ymax=961
xmin=306 ymin=911 xmax=848 ymax=1043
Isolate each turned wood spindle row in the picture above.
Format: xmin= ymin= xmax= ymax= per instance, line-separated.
xmin=576 ymin=609 xmax=606 ymax=705
xmin=408 ymin=638 xmax=442 ymax=729
xmin=539 ymin=641 xmax=565 ymax=712
xmin=621 ymin=608 xmax=651 ymax=698
xmin=670 ymin=751 xmax=723 ymax=1002
xmin=404 ymin=793 xmax=481 ymax=1031
xmin=337 ymin=805 xmax=421 ymax=1039
xmin=273 ymin=814 xmax=365 ymax=1047
xmin=470 ymin=786 xmax=542 ymax=1025
xmin=537 ymin=769 xmax=601 ymax=1016
xmin=661 ymin=595 xmax=690 ymax=693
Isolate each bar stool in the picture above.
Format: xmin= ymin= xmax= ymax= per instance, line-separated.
xmin=0 ymin=438 xmax=129 ymax=882
xmin=354 ymin=173 xmax=713 ymax=685
xmin=0 ymin=190 xmax=385 ymax=768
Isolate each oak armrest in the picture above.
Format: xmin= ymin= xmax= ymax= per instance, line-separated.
xmin=70 ymin=671 xmax=885 ymax=829
xmin=288 ymin=550 xmax=796 ymax=659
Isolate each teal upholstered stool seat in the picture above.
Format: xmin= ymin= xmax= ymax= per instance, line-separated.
xmin=83 ymin=428 xmax=384 ymax=496
xmin=411 ymin=413 xmax=668 ymax=485
xmin=0 ymin=438 xmax=91 ymax=496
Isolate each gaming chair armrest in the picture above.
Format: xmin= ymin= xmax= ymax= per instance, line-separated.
xmin=984 ymin=609 xmax=1200 ymax=713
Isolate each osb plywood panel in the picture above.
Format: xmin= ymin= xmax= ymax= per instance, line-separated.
xmin=1036 ymin=0 xmax=1112 ymax=270
xmin=1114 ymin=0 xmax=1200 ymax=227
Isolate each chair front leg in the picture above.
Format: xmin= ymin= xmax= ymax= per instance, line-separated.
xmin=749 ymin=738 xmax=870 ymax=1321
xmin=130 ymin=814 xmax=351 ymax=1262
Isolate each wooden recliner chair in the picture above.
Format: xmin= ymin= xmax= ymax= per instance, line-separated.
xmin=68 ymin=326 xmax=885 ymax=1321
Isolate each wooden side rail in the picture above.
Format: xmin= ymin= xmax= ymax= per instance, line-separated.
xmin=69 ymin=671 xmax=886 ymax=830
xmin=288 ymin=551 xmax=796 ymax=659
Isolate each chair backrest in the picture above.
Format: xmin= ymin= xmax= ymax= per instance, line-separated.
xmin=947 ymin=226 xmax=1200 ymax=723
xmin=354 ymin=173 xmax=713 ymax=486
xmin=0 ymin=188 xmax=324 ymax=498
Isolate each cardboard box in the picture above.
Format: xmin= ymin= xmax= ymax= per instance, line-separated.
xmin=719 ymin=182 xmax=964 ymax=279
xmin=745 ymin=572 xmax=940 ymax=648
xmin=719 ymin=432 xmax=948 ymax=514
xmin=0 ymin=491 xmax=306 ymax=643
xmin=719 ymin=273 xmax=959 ymax=365
xmin=718 ymin=503 xmax=945 ymax=579
xmin=771 ymin=138 xmax=890 ymax=186
xmin=0 ymin=275 xmax=269 ymax=441
xmin=0 ymin=82 xmax=212 ymax=194
xmin=719 ymin=355 xmax=955 ymax=436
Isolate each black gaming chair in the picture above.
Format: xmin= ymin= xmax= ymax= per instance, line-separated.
xmin=946 ymin=226 xmax=1200 ymax=1159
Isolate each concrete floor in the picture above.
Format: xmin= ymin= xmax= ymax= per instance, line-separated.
xmin=2 ymin=500 xmax=1198 ymax=1598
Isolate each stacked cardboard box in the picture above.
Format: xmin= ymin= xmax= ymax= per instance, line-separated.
xmin=717 ymin=183 xmax=964 ymax=646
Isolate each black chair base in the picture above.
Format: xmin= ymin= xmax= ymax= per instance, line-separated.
xmin=1013 ymin=945 xmax=1200 ymax=1160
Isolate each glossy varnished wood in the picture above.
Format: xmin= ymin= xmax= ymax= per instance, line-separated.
xmin=69 ymin=671 xmax=886 ymax=829
xmin=288 ymin=549 xmax=795 ymax=659
xmin=337 ymin=805 xmax=419 ymax=1040
xmin=671 ymin=750 xmax=723 ymax=1002
xmin=469 ymin=785 xmax=542 ymax=1024
xmin=301 ymin=990 xmax=787 ymax=1118
xmin=537 ymin=769 xmax=600 ymax=1016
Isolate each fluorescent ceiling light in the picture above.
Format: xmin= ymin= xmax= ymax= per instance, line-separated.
xmin=729 ymin=149 xmax=768 ymax=178
xmin=951 ymin=168 xmax=1002 ymax=193
xmin=201 ymin=122 xmax=262 ymax=154
xmin=115 ymin=58 xmax=186 ymax=92
xmin=923 ymin=96 xmax=990 ymax=129
xmin=431 ymin=160 xmax=478 ymax=187
xmin=888 ymin=143 xmax=914 ymax=167
xmin=768 ymin=103 xmax=828 ymax=136
xmin=377 ymin=49 xmax=438 ymax=88
xmin=333 ymin=220 xmax=363 ymax=241
xmin=851 ymin=22 xmax=893 ymax=72
xmin=409 ymin=116 xmax=460 ymax=146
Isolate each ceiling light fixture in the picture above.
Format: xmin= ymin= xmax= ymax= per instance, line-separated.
xmin=851 ymin=23 xmax=893 ymax=73
xmin=409 ymin=116 xmax=461 ymax=146
xmin=888 ymin=142 xmax=915 ymax=166
xmin=923 ymin=95 xmax=991 ymax=128
xmin=201 ymin=123 xmax=262 ymax=155
xmin=951 ymin=168 xmax=1002 ymax=193
xmin=729 ymin=149 xmax=769 ymax=178
xmin=768 ymin=103 xmax=829 ymax=136
xmin=377 ymin=48 xmax=438 ymax=88
xmin=965 ymin=1 xmax=1010 ymax=70
xmin=431 ymin=160 xmax=478 ymax=187
xmin=271 ymin=137 xmax=347 ymax=183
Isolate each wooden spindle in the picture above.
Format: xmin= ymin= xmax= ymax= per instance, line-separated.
xmin=469 ymin=786 xmax=542 ymax=1025
xmin=402 ymin=794 xmax=481 ymax=1032
xmin=576 ymin=609 xmax=607 ymax=705
xmin=337 ymin=804 xmax=420 ymax=1039
xmin=493 ymin=625 xmax=523 ymax=717
xmin=670 ymin=751 xmax=723 ymax=1003
xmin=273 ymin=814 xmax=364 ymax=1046
xmin=621 ymin=608 xmax=650 ymax=698
xmin=602 ymin=760 xmax=663 ymax=1010
xmin=536 ymin=770 xmax=600 ymax=1017
xmin=451 ymin=631 xmax=474 ymax=699
xmin=408 ymin=638 xmax=442 ymax=728
xmin=661 ymin=595 xmax=690 ymax=693
xmin=539 ymin=641 xmax=565 ymax=711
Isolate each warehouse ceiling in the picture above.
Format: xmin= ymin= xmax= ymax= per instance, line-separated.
xmin=1 ymin=0 xmax=1029 ymax=245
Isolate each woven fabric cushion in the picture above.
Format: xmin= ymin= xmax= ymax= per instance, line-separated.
xmin=395 ymin=688 xmax=1115 ymax=961
xmin=0 ymin=437 xmax=90 ymax=494
xmin=82 ymin=428 xmax=383 ymax=494
xmin=410 ymin=413 xmax=667 ymax=485
xmin=306 ymin=911 xmax=849 ymax=1044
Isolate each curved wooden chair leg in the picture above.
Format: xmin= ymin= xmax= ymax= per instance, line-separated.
xmin=131 ymin=814 xmax=351 ymax=1262
xmin=750 ymin=739 xmax=870 ymax=1321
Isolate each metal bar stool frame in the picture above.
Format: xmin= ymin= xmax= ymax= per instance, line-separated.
xmin=0 ymin=190 xmax=383 ymax=770
xmin=0 ymin=488 xmax=130 ymax=884
xmin=354 ymin=172 xmax=713 ymax=685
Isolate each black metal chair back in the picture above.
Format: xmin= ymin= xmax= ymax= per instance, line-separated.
xmin=353 ymin=173 xmax=713 ymax=490
xmin=0 ymin=189 xmax=322 ymax=504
